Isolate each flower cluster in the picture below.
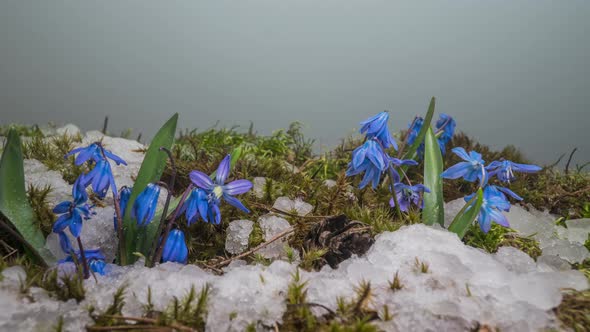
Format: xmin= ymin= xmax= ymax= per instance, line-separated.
xmin=346 ymin=111 xmax=430 ymax=213
xmin=52 ymin=142 xmax=125 ymax=276
xmin=129 ymin=154 xmax=253 ymax=264
xmin=442 ymin=148 xmax=541 ymax=233
xmin=407 ymin=113 xmax=456 ymax=157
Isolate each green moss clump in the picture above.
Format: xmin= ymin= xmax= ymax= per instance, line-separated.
xmin=555 ymin=289 xmax=590 ymax=332
xmin=27 ymin=184 xmax=55 ymax=236
xmin=463 ymin=224 xmax=542 ymax=259
xmin=21 ymin=133 xmax=86 ymax=184
xmin=280 ymin=272 xmax=380 ymax=332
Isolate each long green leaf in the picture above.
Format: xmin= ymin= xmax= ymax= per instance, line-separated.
xmin=422 ymin=127 xmax=444 ymax=226
xmin=0 ymin=130 xmax=55 ymax=265
xmin=122 ymin=114 xmax=178 ymax=264
xmin=402 ymin=97 xmax=436 ymax=163
xmin=448 ymin=188 xmax=484 ymax=239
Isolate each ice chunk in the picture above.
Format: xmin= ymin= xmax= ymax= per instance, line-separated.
xmin=537 ymin=255 xmax=572 ymax=271
xmin=225 ymin=220 xmax=254 ymax=255
xmin=542 ymin=239 xmax=590 ymax=264
xmin=494 ymin=246 xmax=536 ymax=273
xmin=1 ymin=266 xmax=26 ymax=285
xmin=251 ymin=177 xmax=266 ymax=199
xmin=24 ymin=159 xmax=72 ymax=205
xmin=258 ymin=214 xmax=291 ymax=258
xmin=564 ymin=218 xmax=590 ymax=245
xmin=56 ymin=124 xmax=81 ymax=137
xmin=273 ymin=196 xmax=313 ymax=216
xmin=444 ymin=198 xmax=466 ymax=228
xmin=323 ymin=179 xmax=337 ymax=188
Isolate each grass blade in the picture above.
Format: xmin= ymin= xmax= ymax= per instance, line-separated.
xmin=448 ymin=188 xmax=484 ymax=239
xmin=0 ymin=129 xmax=55 ymax=265
xmin=122 ymin=114 xmax=178 ymax=264
xmin=422 ymin=127 xmax=444 ymax=226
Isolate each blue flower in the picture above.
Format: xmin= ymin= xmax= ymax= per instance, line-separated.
xmin=162 ymin=229 xmax=188 ymax=264
xmin=66 ymin=142 xmax=127 ymax=166
xmin=407 ymin=117 xmax=424 ymax=146
xmin=53 ymin=179 xmax=92 ymax=238
xmin=359 ymin=111 xmax=398 ymax=150
xmin=57 ymin=231 xmax=73 ymax=253
xmin=465 ymin=186 xmax=511 ymax=233
xmin=189 ymin=155 xmax=253 ymax=219
xmin=132 ymin=183 xmax=161 ymax=226
xmin=389 ymin=183 xmax=430 ymax=212
xmin=62 ymin=249 xmax=107 ymax=275
xmin=346 ymin=140 xmax=389 ymax=189
xmin=82 ymin=159 xmax=117 ymax=198
xmin=486 ymin=160 xmax=541 ymax=184
xmin=441 ymin=147 xmax=486 ymax=183
xmin=114 ymin=186 xmax=132 ymax=231
xmin=181 ymin=188 xmax=209 ymax=225
xmin=435 ymin=113 xmax=456 ymax=154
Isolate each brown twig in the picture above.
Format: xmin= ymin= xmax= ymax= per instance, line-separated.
xmin=214 ymin=227 xmax=295 ymax=268
xmin=249 ymin=202 xmax=332 ymax=219
xmin=0 ymin=218 xmax=48 ymax=268
xmin=565 ymin=147 xmax=577 ymax=175
xmin=90 ymin=315 xmax=196 ymax=332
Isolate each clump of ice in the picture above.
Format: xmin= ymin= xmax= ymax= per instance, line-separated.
xmin=2 ymin=224 xmax=587 ymax=331
xmin=323 ymin=179 xmax=337 ymax=188
xmin=251 ymin=177 xmax=266 ymax=199
xmin=444 ymin=198 xmax=590 ymax=263
xmin=225 ymin=220 xmax=254 ymax=255
xmin=564 ymin=219 xmax=590 ymax=245
xmin=272 ymin=196 xmax=313 ymax=216
xmin=24 ymin=159 xmax=72 ymax=205
xmin=258 ymin=214 xmax=291 ymax=259
xmin=56 ymin=124 xmax=81 ymax=137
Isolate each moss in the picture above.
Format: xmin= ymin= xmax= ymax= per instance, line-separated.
xmin=27 ymin=184 xmax=55 ymax=236
xmin=463 ymin=224 xmax=542 ymax=259
xmin=21 ymin=133 xmax=86 ymax=184
xmin=555 ymin=289 xmax=590 ymax=332
xmin=280 ymin=272 xmax=380 ymax=332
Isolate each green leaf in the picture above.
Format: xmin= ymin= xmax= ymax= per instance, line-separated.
xmin=422 ymin=127 xmax=444 ymax=226
xmin=0 ymin=129 xmax=55 ymax=265
xmin=448 ymin=188 xmax=484 ymax=239
xmin=122 ymin=114 xmax=178 ymax=264
xmin=402 ymin=97 xmax=436 ymax=162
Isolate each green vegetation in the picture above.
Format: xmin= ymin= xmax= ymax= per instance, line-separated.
xmin=1 ymin=119 xmax=589 ymax=330
xmin=555 ymin=289 xmax=590 ymax=332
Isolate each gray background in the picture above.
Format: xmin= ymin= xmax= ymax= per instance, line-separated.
xmin=0 ymin=1 xmax=588 ymax=166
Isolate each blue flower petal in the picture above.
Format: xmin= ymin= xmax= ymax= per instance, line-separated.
xmin=224 ymin=179 xmax=252 ymax=196
xmin=441 ymin=162 xmax=471 ymax=179
xmin=52 ymin=214 xmax=71 ymax=233
xmin=223 ymin=194 xmax=250 ymax=213
xmin=53 ymin=201 xmax=72 ymax=214
xmin=189 ymin=171 xmax=214 ymax=190
xmin=216 ymin=155 xmax=231 ymax=185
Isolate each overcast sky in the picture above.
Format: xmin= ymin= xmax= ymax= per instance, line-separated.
xmin=0 ymin=1 xmax=588 ymax=165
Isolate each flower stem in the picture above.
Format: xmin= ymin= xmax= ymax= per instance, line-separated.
xmin=76 ymin=237 xmax=90 ymax=279
xmin=387 ymin=165 xmax=403 ymax=220
xmin=113 ymin=195 xmax=127 ymax=266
